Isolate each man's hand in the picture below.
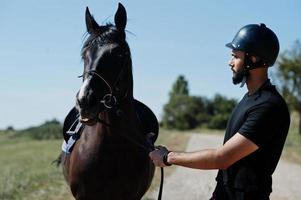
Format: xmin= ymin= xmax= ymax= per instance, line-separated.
xmin=149 ymin=145 xmax=171 ymax=167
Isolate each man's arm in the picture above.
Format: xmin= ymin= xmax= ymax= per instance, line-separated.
xmin=149 ymin=133 xmax=258 ymax=169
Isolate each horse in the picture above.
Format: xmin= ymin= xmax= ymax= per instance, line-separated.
xmin=60 ymin=3 xmax=158 ymax=200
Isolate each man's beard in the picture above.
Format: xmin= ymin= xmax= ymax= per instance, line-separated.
xmin=232 ymin=68 xmax=248 ymax=85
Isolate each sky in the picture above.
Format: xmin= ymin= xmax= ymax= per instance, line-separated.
xmin=0 ymin=0 xmax=300 ymax=129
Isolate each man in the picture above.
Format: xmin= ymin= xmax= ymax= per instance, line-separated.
xmin=149 ymin=23 xmax=290 ymax=200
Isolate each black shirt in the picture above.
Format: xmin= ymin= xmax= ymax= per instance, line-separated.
xmin=216 ymin=79 xmax=290 ymax=198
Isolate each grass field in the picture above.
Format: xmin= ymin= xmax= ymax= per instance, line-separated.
xmin=0 ymin=135 xmax=70 ymax=200
xmin=0 ymin=129 xmax=190 ymax=200
xmin=283 ymin=112 xmax=301 ymax=163
xmin=1 ymin=112 xmax=300 ymax=200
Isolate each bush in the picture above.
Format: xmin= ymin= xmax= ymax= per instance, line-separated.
xmin=17 ymin=119 xmax=62 ymax=140
xmin=208 ymin=114 xmax=229 ymax=129
xmin=206 ymin=94 xmax=237 ymax=129
xmin=162 ymin=95 xmax=209 ymax=130
xmin=161 ymin=75 xmax=237 ymax=130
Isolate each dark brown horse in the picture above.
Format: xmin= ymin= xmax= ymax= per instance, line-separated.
xmin=61 ymin=3 xmax=157 ymax=200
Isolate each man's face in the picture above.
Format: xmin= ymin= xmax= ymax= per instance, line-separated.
xmin=228 ymin=50 xmax=246 ymax=85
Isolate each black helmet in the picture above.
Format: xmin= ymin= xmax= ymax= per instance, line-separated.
xmin=226 ymin=23 xmax=279 ymax=66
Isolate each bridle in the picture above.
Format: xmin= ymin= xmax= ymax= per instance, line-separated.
xmin=78 ymin=40 xmax=165 ymax=200
xmin=78 ymin=56 xmax=130 ymax=111
xmin=78 ymin=68 xmax=166 ymax=200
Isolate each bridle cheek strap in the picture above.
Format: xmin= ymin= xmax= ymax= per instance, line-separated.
xmin=79 ymin=69 xmax=127 ymax=110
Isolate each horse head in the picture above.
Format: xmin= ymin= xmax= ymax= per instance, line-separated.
xmin=76 ymin=3 xmax=133 ymax=125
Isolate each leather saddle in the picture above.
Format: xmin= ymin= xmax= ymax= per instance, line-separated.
xmin=62 ymin=99 xmax=159 ymax=145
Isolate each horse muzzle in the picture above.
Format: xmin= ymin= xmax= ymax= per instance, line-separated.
xmin=76 ymin=98 xmax=100 ymax=126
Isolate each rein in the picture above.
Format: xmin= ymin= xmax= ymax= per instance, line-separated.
xmin=119 ymin=132 xmax=165 ymax=200
xmin=93 ymin=105 xmax=165 ymax=200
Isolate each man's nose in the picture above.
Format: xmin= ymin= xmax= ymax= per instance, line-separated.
xmin=228 ymin=58 xmax=234 ymax=68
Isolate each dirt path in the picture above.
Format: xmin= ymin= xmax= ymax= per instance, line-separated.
xmin=147 ymin=133 xmax=301 ymax=200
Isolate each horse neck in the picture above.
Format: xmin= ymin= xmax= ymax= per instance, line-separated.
xmin=106 ymin=97 xmax=145 ymax=142
xmin=111 ymin=97 xmax=137 ymax=129
xmin=79 ymin=97 xmax=148 ymax=158
xmin=125 ymin=60 xmax=134 ymax=98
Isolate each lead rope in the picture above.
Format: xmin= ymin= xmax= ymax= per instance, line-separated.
xmin=109 ymin=125 xmax=164 ymax=200
xmin=82 ymin=68 xmax=165 ymax=199
xmin=158 ymin=167 xmax=164 ymax=200
xmin=97 ymin=112 xmax=165 ymax=200
xmin=115 ymin=133 xmax=165 ymax=200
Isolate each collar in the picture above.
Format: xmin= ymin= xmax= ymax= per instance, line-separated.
xmin=247 ymin=79 xmax=273 ymax=98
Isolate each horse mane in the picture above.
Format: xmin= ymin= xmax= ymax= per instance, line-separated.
xmin=81 ymin=23 xmax=128 ymax=53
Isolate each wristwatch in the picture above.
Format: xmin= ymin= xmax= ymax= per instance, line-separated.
xmin=163 ymin=151 xmax=172 ymax=166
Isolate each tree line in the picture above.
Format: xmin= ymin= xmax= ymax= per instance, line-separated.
xmin=1 ymin=40 xmax=300 ymax=136
xmin=162 ymin=40 xmax=301 ymax=133
xmin=0 ymin=119 xmax=62 ymax=140
xmin=276 ymin=40 xmax=301 ymax=134
xmin=161 ymin=75 xmax=237 ymax=130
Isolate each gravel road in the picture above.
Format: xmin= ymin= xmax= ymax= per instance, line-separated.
xmin=147 ymin=133 xmax=301 ymax=200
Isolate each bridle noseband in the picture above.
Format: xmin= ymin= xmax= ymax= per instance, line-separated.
xmin=78 ymin=61 xmax=129 ymax=112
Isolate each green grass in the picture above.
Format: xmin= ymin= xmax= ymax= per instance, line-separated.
xmin=0 ymin=134 xmax=71 ymax=200
xmin=2 ymin=117 xmax=299 ymax=200
xmin=0 ymin=129 xmax=190 ymax=200
xmin=283 ymin=112 xmax=301 ymax=163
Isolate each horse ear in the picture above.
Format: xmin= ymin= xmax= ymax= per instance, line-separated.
xmin=85 ymin=7 xmax=99 ymax=34
xmin=114 ymin=3 xmax=127 ymax=31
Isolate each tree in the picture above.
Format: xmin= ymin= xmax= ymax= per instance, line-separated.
xmin=207 ymin=94 xmax=237 ymax=129
xmin=6 ymin=126 xmax=14 ymax=132
xmin=17 ymin=119 xmax=62 ymax=140
xmin=162 ymin=95 xmax=208 ymax=130
xmin=162 ymin=75 xmax=208 ymax=130
xmin=276 ymin=40 xmax=301 ymax=134
xmin=169 ymin=75 xmax=189 ymax=98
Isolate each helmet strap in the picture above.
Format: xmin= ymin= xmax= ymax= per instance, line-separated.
xmin=236 ymin=53 xmax=254 ymax=88
xmin=244 ymin=53 xmax=267 ymax=70
xmin=239 ymin=53 xmax=267 ymax=88
xmin=240 ymin=75 xmax=247 ymax=88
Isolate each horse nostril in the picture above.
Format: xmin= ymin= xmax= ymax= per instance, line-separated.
xmin=76 ymin=94 xmax=87 ymax=107
xmin=76 ymin=92 xmax=97 ymax=108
